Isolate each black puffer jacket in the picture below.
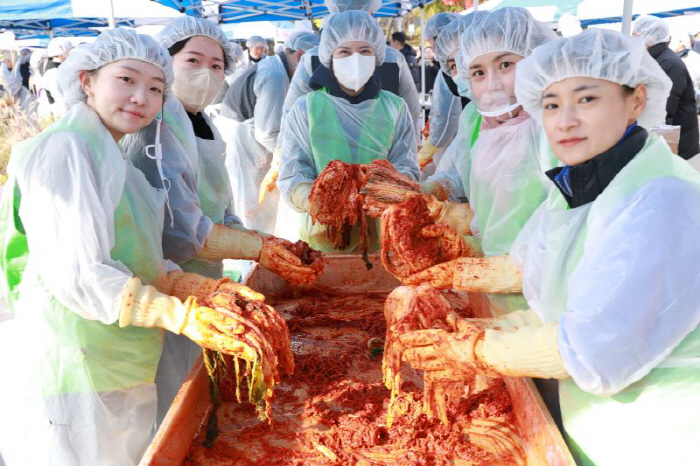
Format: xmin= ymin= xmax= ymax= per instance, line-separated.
xmin=399 ymin=44 xmax=420 ymax=90
xmin=648 ymin=42 xmax=700 ymax=159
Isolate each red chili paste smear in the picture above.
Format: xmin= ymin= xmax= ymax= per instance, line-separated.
xmin=184 ymin=291 xmax=524 ymax=466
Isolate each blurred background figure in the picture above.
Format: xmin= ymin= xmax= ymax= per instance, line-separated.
xmin=37 ymin=37 xmax=73 ymax=119
xmin=220 ymin=31 xmax=319 ymax=234
xmin=28 ymin=48 xmax=46 ymax=96
xmin=18 ymin=48 xmax=31 ymax=90
xmin=634 ymin=15 xmax=699 ymax=159
xmin=0 ymin=50 xmax=36 ymax=119
xmin=420 ymin=45 xmax=439 ymax=94
xmin=245 ymin=35 xmax=268 ymax=66
xmin=390 ymin=31 xmax=420 ymax=89
xmin=670 ymin=26 xmax=700 ymax=89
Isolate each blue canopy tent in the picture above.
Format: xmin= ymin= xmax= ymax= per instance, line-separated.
xmin=154 ymin=0 xmax=434 ymax=23
xmin=0 ymin=0 xmax=138 ymax=38
xmin=0 ymin=0 xmax=181 ymax=40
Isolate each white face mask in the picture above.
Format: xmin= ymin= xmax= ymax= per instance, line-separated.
xmin=172 ymin=67 xmax=224 ymax=113
xmin=476 ymin=90 xmax=521 ymax=119
xmin=332 ymin=52 xmax=376 ymax=92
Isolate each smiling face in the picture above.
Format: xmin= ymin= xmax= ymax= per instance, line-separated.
xmin=81 ymin=59 xmax=165 ymax=142
xmin=332 ymin=41 xmax=375 ymax=60
xmin=542 ymin=77 xmax=647 ymax=166
xmin=468 ymin=51 xmax=523 ymax=117
xmin=172 ymin=35 xmax=226 ymax=79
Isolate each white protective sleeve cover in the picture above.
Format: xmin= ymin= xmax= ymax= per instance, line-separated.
xmin=428 ymin=72 xmax=462 ymax=148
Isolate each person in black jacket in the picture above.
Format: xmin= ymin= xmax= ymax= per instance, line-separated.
xmin=390 ymin=31 xmax=420 ymax=89
xmin=634 ymin=15 xmax=699 ymax=159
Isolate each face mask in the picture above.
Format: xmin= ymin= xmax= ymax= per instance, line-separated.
xmin=172 ymin=67 xmax=224 ymax=113
xmin=475 ymin=89 xmax=520 ymax=119
xmin=453 ymin=76 xmax=471 ymax=98
xmin=332 ymin=53 xmax=376 ymax=92
xmin=442 ymin=72 xmax=460 ymax=97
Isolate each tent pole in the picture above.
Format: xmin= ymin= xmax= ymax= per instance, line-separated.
xmin=621 ymin=0 xmax=634 ymax=35
xmin=420 ymin=2 xmax=425 ymax=139
xmin=108 ymin=0 xmax=116 ymax=29
xmin=474 ymin=0 xmax=480 ymax=11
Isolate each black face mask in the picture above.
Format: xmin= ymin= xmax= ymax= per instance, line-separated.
xmin=249 ymin=52 xmax=263 ymax=63
xmin=442 ymin=71 xmax=460 ymax=97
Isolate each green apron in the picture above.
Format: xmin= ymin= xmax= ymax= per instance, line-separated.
xmin=0 ymin=108 xmax=168 ymax=397
xmin=532 ymin=135 xmax=700 ymax=465
xmin=300 ymin=88 xmax=401 ymax=253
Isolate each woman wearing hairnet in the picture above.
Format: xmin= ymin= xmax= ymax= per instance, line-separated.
xmin=408 ymin=8 xmax=557 ymax=316
xmin=275 ymin=0 xmax=421 ymax=163
xmin=278 ymin=10 xmax=419 ymax=253
xmin=398 ymin=29 xmax=700 ymax=465
xmin=122 ymin=17 xmax=316 ymax=281
xmin=121 ymin=17 xmax=320 ymax=420
xmin=418 ymin=12 xmax=462 ymax=174
xmin=0 ymin=28 xmax=268 ymax=465
xmin=422 ymin=12 xmax=484 ymax=200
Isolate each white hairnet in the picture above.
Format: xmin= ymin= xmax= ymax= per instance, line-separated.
xmin=633 ymin=15 xmax=670 ymax=47
xmin=157 ymin=16 xmax=235 ymax=74
xmin=246 ymin=35 xmax=267 ymax=48
xmin=425 ymin=12 xmax=458 ymax=41
xmin=456 ymin=7 xmax=556 ymax=98
xmin=47 ymin=38 xmax=73 ymax=58
xmin=434 ymin=12 xmax=484 ymax=74
xmin=285 ymin=31 xmax=319 ymax=52
xmin=230 ymin=41 xmax=243 ymax=62
xmin=318 ymin=10 xmax=386 ymax=68
xmin=459 ymin=7 xmax=555 ymax=68
xmin=557 ymin=13 xmax=582 ymax=37
xmin=58 ymin=27 xmax=174 ymax=109
xmin=324 ymin=0 xmax=381 ymax=15
xmin=514 ymin=28 xmax=672 ymax=128
xmin=29 ymin=48 xmax=45 ymax=70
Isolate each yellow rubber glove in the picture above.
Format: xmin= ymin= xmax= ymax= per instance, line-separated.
xmin=453 ymin=254 xmax=522 ymax=293
xmin=167 ymin=271 xmax=265 ymax=302
xmin=418 ymin=139 xmax=441 ymax=169
xmin=258 ymin=237 xmax=324 ymax=285
xmin=198 ymin=224 xmax=263 ymax=261
xmin=419 ymin=181 xmax=449 ymax=201
xmin=119 ymin=277 xmax=259 ymax=356
xmin=259 ymin=147 xmax=281 ymax=203
xmin=398 ymin=318 xmax=487 ymax=378
xmin=478 ymin=323 xmax=568 ymax=379
xmin=424 ymin=196 xmax=474 ymax=236
xmin=397 ymin=319 xmax=568 ymax=380
xmin=401 ymin=258 xmax=458 ymax=289
xmin=290 ymin=182 xmax=312 ymax=213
